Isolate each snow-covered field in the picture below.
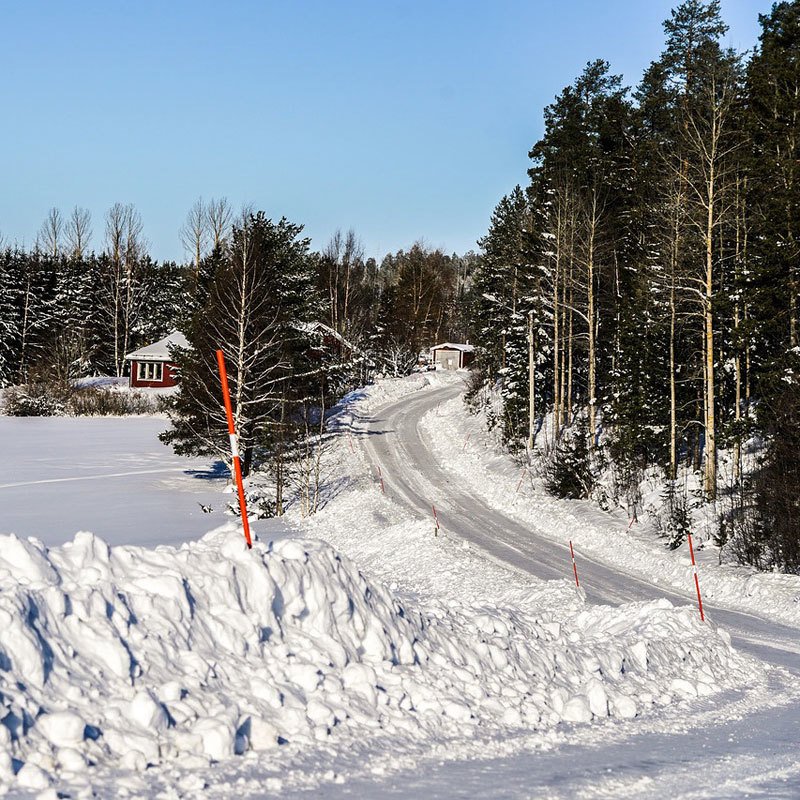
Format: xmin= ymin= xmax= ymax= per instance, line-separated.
xmin=0 ymin=375 xmax=795 ymax=798
xmin=0 ymin=417 xmax=227 ymax=548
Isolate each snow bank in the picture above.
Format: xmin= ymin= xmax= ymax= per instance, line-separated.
xmin=420 ymin=396 xmax=800 ymax=629
xmin=0 ymin=527 xmax=755 ymax=792
xmin=331 ymin=372 xmax=453 ymax=433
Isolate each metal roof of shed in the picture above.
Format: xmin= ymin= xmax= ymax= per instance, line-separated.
xmin=430 ymin=342 xmax=475 ymax=352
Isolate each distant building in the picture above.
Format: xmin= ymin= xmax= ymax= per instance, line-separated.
xmin=296 ymin=321 xmax=357 ymax=359
xmin=124 ymin=331 xmax=188 ymax=388
xmin=430 ymin=342 xmax=475 ymax=371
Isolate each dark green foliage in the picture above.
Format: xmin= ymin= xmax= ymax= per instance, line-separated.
xmin=162 ymin=213 xmax=321 ymax=489
xmin=473 ymin=0 xmax=800 ymax=570
xmin=367 ymin=243 xmax=468 ymax=376
xmin=543 ymin=417 xmax=595 ymax=499
xmin=754 ymin=382 xmax=800 ymax=571
xmin=658 ymin=480 xmax=694 ymax=550
xmin=470 ymin=187 xmax=536 ymax=446
xmin=0 ymin=246 xmax=190 ymax=384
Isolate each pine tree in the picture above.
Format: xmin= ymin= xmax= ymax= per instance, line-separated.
xmin=0 ymin=249 xmax=21 ymax=386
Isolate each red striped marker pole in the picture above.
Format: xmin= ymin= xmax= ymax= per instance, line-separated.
xmin=432 ymin=504 xmax=440 ymax=536
xmin=687 ymin=532 xmax=705 ymax=621
xmin=463 ymin=432 xmax=472 ymax=451
xmin=569 ymin=540 xmax=580 ymax=588
xmin=627 ymin=516 xmax=636 ymax=530
xmin=215 ymin=349 xmax=253 ymax=549
xmin=376 ymin=465 xmax=385 ymax=494
xmin=515 ymin=466 xmax=528 ymax=493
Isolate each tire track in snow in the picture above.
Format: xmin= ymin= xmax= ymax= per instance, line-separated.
xmin=0 ymin=467 xmax=190 ymax=490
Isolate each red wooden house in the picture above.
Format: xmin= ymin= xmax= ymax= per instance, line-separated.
xmin=125 ymin=331 xmax=188 ymax=388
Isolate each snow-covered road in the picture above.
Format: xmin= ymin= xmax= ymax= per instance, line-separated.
xmin=355 ymin=379 xmax=800 ymax=798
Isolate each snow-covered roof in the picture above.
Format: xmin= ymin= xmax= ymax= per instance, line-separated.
xmin=296 ymin=321 xmax=357 ymax=352
xmin=430 ymin=342 xmax=475 ymax=353
xmin=124 ymin=331 xmax=189 ymax=362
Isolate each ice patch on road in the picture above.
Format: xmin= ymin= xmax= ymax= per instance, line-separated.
xmin=0 ymin=526 xmax=757 ymax=792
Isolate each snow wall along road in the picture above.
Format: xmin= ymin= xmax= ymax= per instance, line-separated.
xmin=0 ymin=526 xmax=757 ymax=792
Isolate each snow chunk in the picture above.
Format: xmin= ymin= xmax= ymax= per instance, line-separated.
xmin=37 ymin=712 xmax=85 ymax=748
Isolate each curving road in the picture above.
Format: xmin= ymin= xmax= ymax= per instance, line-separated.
xmin=351 ymin=379 xmax=800 ymax=799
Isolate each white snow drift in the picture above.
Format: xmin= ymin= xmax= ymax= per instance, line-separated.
xmin=0 ymin=525 xmax=757 ymax=792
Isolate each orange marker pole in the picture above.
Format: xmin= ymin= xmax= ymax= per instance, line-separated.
xmin=687 ymin=532 xmax=705 ymax=621
xmin=376 ymin=464 xmax=385 ymax=493
xmin=569 ymin=540 xmax=580 ymax=588
xmin=432 ymin=504 xmax=440 ymax=535
xmin=216 ymin=350 xmax=252 ymax=549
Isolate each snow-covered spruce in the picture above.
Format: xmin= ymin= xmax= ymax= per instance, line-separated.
xmin=0 ymin=527 xmax=753 ymax=790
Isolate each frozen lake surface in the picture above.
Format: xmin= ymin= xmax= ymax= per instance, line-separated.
xmin=0 ymin=416 xmax=229 ymax=547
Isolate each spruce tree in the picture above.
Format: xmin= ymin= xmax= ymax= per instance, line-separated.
xmin=162 ymin=212 xmax=321 ymax=497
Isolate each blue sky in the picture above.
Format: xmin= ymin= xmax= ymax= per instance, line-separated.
xmin=1 ymin=0 xmax=769 ymax=262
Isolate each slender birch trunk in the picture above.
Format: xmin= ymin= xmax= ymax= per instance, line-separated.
xmin=586 ymin=192 xmax=598 ymax=446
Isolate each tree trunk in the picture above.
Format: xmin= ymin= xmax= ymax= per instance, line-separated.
xmin=703 ymin=176 xmax=717 ymax=500
xmin=586 ymin=193 xmax=598 ymax=446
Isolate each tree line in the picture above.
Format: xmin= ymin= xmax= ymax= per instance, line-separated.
xmin=0 ymin=199 xmax=475 ymax=512
xmin=470 ymin=0 xmax=800 ymax=571
xmin=0 ymin=198 xmax=475 ymax=388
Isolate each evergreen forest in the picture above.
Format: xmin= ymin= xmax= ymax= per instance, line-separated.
xmin=470 ymin=0 xmax=800 ymax=571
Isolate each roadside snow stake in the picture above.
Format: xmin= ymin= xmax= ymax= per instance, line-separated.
xmin=687 ymin=532 xmax=705 ymax=621
xmin=432 ymin=504 xmax=440 ymax=536
xmin=376 ymin=464 xmax=385 ymax=494
xmin=463 ymin=432 xmax=472 ymax=451
xmin=215 ymin=349 xmax=253 ymax=549
xmin=347 ymin=431 xmax=355 ymax=453
xmin=515 ymin=466 xmax=528 ymax=493
xmin=569 ymin=540 xmax=580 ymax=588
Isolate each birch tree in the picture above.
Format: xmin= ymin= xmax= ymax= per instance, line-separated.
xmin=65 ymin=207 xmax=92 ymax=259
xmin=180 ymin=198 xmax=208 ymax=280
xmin=163 ymin=212 xmax=321 ymax=512
xmin=103 ymin=203 xmax=146 ymax=376
xmin=37 ymin=208 xmax=63 ymax=257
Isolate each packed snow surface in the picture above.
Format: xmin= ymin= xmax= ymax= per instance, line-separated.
xmin=0 ymin=524 xmax=757 ymax=795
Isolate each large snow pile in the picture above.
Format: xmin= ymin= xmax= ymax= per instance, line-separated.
xmin=0 ymin=527 xmax=755 ymax=792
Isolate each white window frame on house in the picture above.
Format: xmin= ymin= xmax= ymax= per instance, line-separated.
xmin=137 ymin=361 xmax=163 ymax=382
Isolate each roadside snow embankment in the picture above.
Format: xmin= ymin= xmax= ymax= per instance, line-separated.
xmin=331 ymin=371 xmax=446 ymax=433
xmin=0 ymin=527 xmax=756 ymax=792
xmin=420 ymin=396 xmax=800 ymax=629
